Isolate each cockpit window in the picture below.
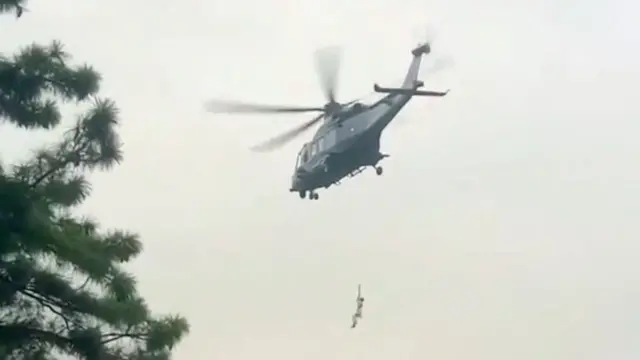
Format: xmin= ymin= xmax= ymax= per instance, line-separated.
xmin=295 ymin=145 xmax=309 ymax=168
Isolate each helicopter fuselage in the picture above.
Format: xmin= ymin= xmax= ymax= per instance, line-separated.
xmin=290 ymin=92 xmax=412 ymax=196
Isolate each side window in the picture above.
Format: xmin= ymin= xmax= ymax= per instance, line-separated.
xmin=325 ymin=129 xmax=336 ymax=147
xmin=301 ymin=147 xmax=309 ymax=163
xmin=318 ymin=137 xmax=325 ymax=151
xmin=311 ymin=142 xmax=317 ymax=156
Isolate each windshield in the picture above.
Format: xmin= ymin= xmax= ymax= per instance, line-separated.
xmin=295 ymin=144 xmax=309 ymax=167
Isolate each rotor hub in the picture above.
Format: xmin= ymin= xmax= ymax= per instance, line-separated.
xmin=324 ymin=101 xmax=341 ymax=114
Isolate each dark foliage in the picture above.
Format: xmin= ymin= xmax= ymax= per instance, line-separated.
xmin=0 ymin=0 xmax=27 ymax=18
xmin=1 ymin=2 xmax=189 ymax=359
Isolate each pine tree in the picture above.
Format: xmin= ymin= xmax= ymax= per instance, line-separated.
xmin=1 ymin=2 xmax=189 ymax=359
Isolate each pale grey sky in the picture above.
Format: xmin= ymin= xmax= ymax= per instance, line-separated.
xmin=2 ymin=0 xmax=640 ymax=359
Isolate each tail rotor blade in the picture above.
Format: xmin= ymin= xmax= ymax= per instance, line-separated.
xmin=424 ymin=55 xmax=455 ymax=75
xmin=422 ymin=25 xmax=438 ymax=47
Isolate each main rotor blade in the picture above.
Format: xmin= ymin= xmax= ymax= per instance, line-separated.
xmin=251 ymin=113 xmax=325 ymax=152
xmin=205 ymin=99 xmax=324 ymax=114
xmin=314 ymin=47 xmax=342 ymax=104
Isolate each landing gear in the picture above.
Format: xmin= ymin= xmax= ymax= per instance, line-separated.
xmin=300 ymin=190 xmax=319 ymax=200
xmin=373 ymin=153 xmax=388 ymax=176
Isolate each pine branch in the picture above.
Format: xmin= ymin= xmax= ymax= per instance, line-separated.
xmin=17 ymin=288 xmax=75 ymax=331
xmin=100 ymin=328 xmax=146 ymax=345
xmin=0 ymin=323 xmax=73 ymax=353
xmin=0 ymin=42 xmax=101 ymax=129
xmin=2 ymin=4 xmax=190 ymax=358
xmin=0 ymin=0 xmax=28 ymax=18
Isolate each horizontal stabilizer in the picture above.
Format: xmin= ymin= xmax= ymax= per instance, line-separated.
xmin=374 ymin=83 xmax=449 ymax=97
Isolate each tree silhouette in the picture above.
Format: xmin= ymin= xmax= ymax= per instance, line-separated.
xmin=1 ymin=2 xmax=189 ymax=359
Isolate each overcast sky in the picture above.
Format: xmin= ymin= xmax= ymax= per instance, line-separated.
xmin=2 ymin=0 xmax=640 ymax=359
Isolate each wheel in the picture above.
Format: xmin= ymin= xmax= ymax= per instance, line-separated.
xmin=299 ymin=191 xmax=306 ymax=199
xmin=375 ymin=166 xmax=383 ymax=175
xmin=311 ymin=192 xmax=319 ymax=200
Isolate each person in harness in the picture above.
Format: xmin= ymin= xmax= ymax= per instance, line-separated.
xmin=351 ymin=284 xmax=364 ymax=328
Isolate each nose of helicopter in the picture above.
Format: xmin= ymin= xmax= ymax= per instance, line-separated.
xmin=290 ymin=168 xmax=310 ymax=192
xmin=289 ymin=171 xmax=304 ymax=192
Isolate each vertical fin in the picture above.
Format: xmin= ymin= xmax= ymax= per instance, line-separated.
xmin=401 ymin=43 xmax=431 ymax=89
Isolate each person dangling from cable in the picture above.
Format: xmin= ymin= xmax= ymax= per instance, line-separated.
xmin=351 ymin=284 xmax=364 ymax=328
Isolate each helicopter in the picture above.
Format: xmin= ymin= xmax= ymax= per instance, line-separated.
xmin=205 ymin=41 xmax=450 ymax=200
